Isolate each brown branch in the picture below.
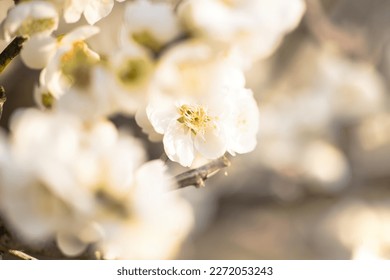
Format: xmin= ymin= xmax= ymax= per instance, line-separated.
xmin=0 ymin=86 xmax=6 ymax=119
xmin=175 ymin=156 xmax=231 ymax=189
xmin=0 ymin=244 xmax=37 ymax=260
xmin=0 ymin=36 xmax=27 ymax=74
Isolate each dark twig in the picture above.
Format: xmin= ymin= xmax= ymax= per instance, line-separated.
xmin=0 ymin=87 xmax=6 ymax=119
xmin=175 ymin=156 xmax=231 ymax=189
xmin=0 ymin=36 xmax=27 ymax=74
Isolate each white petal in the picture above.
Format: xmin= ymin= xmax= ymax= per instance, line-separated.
xmin=226 ymin=89 xmax=260 ymax=154
xmin=56 ymin=232 xmax=88 ymax=256
xmin=63 ymin=0 xmax=87 ymax=23
xmin=61 ymin=25 xmax=100 ymax=45
xmin=163 ymin=122 xmax=194 ymax=167
xmin=20 ymin=35 xmax=56 ymax=69
xmin=84 ymin=0 xmax=114 ymax=25
xmin=194 ymin=127 xmax=226 ymax=159
xmin=146 ymin=96 xmax=177 ymax=134
xmin=135 ymin=107 xmax=163 ymax=142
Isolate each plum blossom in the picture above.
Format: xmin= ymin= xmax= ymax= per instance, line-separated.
xmin=37 ymin=26 xmax=100 ymax=98
xmin=178 ymin=0 xmax=305 ymax=68
xmin=122 ymin=0 xmax=182 ymax=53
xmin=0 ymin=1 xmax=59 ymax=41
xmin=54 ymin=43 xmax=155 ymax=120
xmin=146 ymin=87 xmax=259 ymax=167
xmin=0 ymin=109 xmax=192 ymax=259
xmin=62 ymin=0 xmax=126 ymax=25
xmin=136 ymin=40 xmax=259 ymax=166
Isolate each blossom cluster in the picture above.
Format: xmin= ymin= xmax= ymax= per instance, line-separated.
xmin=0 ymin=0 xmax=305 ymax=259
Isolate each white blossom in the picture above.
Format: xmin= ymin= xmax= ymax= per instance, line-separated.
xmin=178 ymin=0 xmax=305 ymax=68
xmin=0 ymin=1 xmax=59 ymax=41
xmin=122 ymin=0 xmax=182 ymax=53
xmin=135 ymin=40 xmax=258 ymax=166
xmin=0 ymin=109 xmax=192 ymax=259
xmin=62 ymin=0 xmax=125 ymax=25
xmin=38 ymin=26 xmax=100 ymax=98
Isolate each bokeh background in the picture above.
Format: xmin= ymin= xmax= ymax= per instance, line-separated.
xmin=2 ymin=0 xmax=390 ymax=259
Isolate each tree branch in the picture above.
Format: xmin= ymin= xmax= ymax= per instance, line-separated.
xmin=0 ymin=86 xmax=6 ymax=119
xmin=175 ymin=156 xmax=231 ymax=189
xmin=0 ymin=244 xmax=37 ymax=260
xmin=0 ymin=36 xmax=26 ymax=74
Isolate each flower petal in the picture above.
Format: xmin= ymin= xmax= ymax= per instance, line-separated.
xmin=84 ymin=0 xmax=114 ymax=25
xmin=163 ymin=122 xmax=194 ymax=167
xmin=194 ymin=126 xmax=226 ymax=159
xmin=20 ymin=35 xmax=56 ymax=69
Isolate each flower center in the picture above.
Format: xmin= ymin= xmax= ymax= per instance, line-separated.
xmin=117 ymin=57 xmax=152 ymax=88
xmin=17 ymin=17 xmax=56 ymax=37
xmin=40 ymin=91 xmax=54 ymax=109
xmin=132 ymin=30 xmax=161 ymax=53
xmin=177 ymin=104 xmax=211 ymax=135
xmin=60 ymin=41 xmax=98 ymax=88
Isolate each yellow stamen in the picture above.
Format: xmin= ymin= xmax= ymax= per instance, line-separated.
xmin=177 ymin=104 xmax=212 ymax=135
xmin=60 ymin=41 xmax=98 ymax=88
xmin=17 ymin=18 xmax=56 ymax=37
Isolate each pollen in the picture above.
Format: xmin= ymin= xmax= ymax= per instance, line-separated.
xmin=17 ymin=17 xmax=56 ymax=37
xmin=60 ymin=41 xmax=98 ymax=88
xmin=177 ymin=104 xmax=212 ymax=135
xmin=117 ymin=57 xmax=152 ymax=88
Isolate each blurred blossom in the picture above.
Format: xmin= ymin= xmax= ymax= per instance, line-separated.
xmin=350 ymin=113 xmax=390 ymax=179
xmin=122 ymin=0 xmax=182 ymax=53
xmin=178 ymin=0 xmax=306 ymax=68
xmin=60 ymin=0 xmax=125 ymax=25
xmin=0 ymin=1 xmax=59 ymax=41
xmin=322 ymin=201 xmax=390 ymax=259
xmin=38 ymin=26 xmax=100 ymax=97
xmin=300 ymin=140 xmax=350 ymax=193
xmin=0 ymin=109 xmax=192 ymax=259
xmin=253 ymin=43 xmax=385 ymax=192
xmin=0 ymin=0 xmax=13 ymax=47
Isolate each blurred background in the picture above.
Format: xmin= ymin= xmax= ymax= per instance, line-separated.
xmin=2 ymin=0 xmax=390 ymax=259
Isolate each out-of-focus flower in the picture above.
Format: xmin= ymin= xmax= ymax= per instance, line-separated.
xmin=322 ymin=201 xmax=390 ymax=259
xmin=122 ymin=0 xmax=182 ymax=53
xmin=107 ymin=44 xmax=155 ymax=114
xmin=253 ymin=43 xmax=384 ymax=192
xmin=38 ymin=26 xmax=100 ymax=97
xmin=178 ymin=0 xmax=305 ymax=68
xmin=61 ymin=0 xmax=125 ymax=25
xmin=55 ymin=43 xmax=155 ymax=120
xmin=0 ymin=0 xmax=14 ymax=51
xmin=98 ymin=160 xmax=193 ymax=259
xmin=0 ymin=1 xmax=59 ymax=41
xmin=137 ymin=41 xmax=259 ymax=166
xmin=300 ymin=140 xmax=350 ymax=193
xmin=21 ymin=25 xmax=99 ymax=72
xmin=0 ymin=109 xmax=193 ymax=259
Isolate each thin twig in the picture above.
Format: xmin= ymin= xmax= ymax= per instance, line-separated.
xmin=0 ymin=36 xmax=27 ymax=74
xmin=0 ymin=244 xmax=37 ymax=260
xmin=8 ymin=249 xmax=37 ymax=260
xmin=0 ymin=86 xmax=6 ymax=119
xmin=175 ymin=156 xmax=231 ymax=189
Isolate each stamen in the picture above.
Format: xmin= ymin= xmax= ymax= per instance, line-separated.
xmin=177 ymin=104 xmax=211 ymax=135
xmin=17 ymin=18 xmax=56 ymax=37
